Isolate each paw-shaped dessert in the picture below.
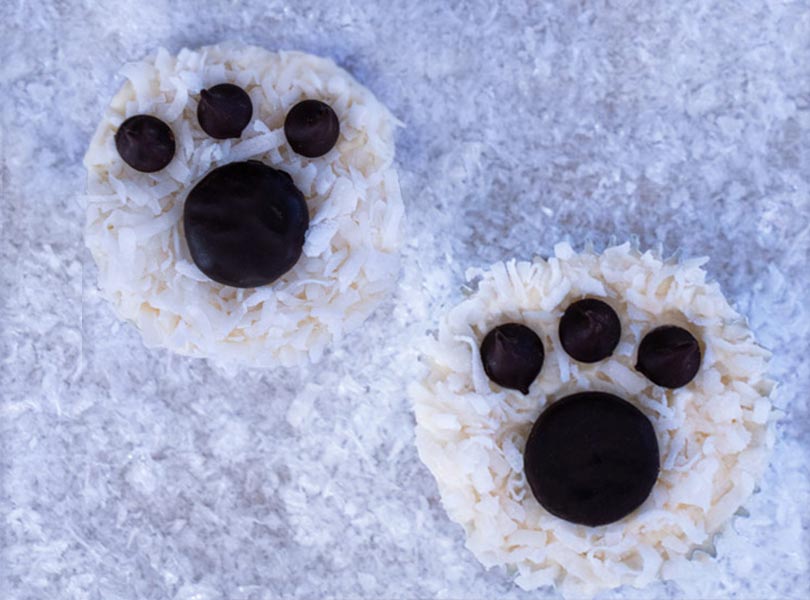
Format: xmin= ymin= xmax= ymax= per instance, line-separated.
xmin=412 ymin=243 xmax=773 ymax=596
xmin=84 ymin=44 xmax=404 ymax=366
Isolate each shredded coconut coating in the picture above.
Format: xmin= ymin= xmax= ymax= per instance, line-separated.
xmin=84 ymin=44 xmax=404 ymax=366
xmin=411 ymin=242 xmax=774 ymax=597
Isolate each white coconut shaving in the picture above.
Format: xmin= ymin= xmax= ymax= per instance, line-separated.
xmin=411 ymin=242 xmax=774 ymax=597
xmin=84 ymin=44 xmax=404 ymax=367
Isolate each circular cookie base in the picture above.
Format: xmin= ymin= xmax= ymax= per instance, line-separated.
xmin=84 ymin=44 xmax=404 ymax=367
xmin=411 ymin=242 xmax=773 ymax=596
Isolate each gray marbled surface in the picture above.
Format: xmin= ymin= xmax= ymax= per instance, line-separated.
xmin=2 ymin=1 xmax=809 ymax=598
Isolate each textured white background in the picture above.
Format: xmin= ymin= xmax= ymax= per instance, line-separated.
xmin=2 ymin=1 xmax=809 ymax=599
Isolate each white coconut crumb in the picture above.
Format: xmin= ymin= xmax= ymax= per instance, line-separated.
xmin=411 ymin=242 xmax=775 ymax=597
xmin=84 ymin=44 xmax=404 ymax=367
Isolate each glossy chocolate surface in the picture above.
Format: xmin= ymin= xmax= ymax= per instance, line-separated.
xmin=559 ymin=298 xmax=621 ymax=363
xmin=183 ymin=161 xmax=309 ymax=288
xmin=115 ymin=115 xmax=175 ymax=172
xmin=636 ymin=325 xmax=701 ymax=388
xmin=480 ymin=323 xmax=544 ymax=394
xmin=284 ymin=100 xmax=340 ymax=158
xmin=524 ymin=392 xmax=660 ymax=527
xmin=197 ymin=83 xmax=253 ymax=139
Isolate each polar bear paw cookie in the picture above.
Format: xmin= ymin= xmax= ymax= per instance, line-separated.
xmin=84 ymin=44 xmax=404 ymax=367
xmin=411 ymin=243 xmax=774 ymax=597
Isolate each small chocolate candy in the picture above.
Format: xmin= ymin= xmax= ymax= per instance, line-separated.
xmin=184 ymin=161 xmax=309 ymax=288
xmin=284 ymin=100 xmax=340 ymax=158
xmin=480 ymin=323 xmax=544 ymax=394
xmin=197 ymin=83 xmax=253 ymax=139
xmin=636 ymin=325 xmax=701 ymax=388
xmin=559 ymin=298 xmax=621 ymax=363
xmin=524 ymin=392 xmax=660 ymax=527
xmin=115 ymin=115 xmax=175 ymax=172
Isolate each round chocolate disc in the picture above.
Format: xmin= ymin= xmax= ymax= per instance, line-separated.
xmin=524 ymin=392 xmax=660 ymax=527
xmin=480 ymin=323 xmax=544 ymax=395
xmin=284 ymin=100 xmax=340 ymax=158
xmin=197 ymin=83 xmax=253 ymax=139
xmin=559 ymin=298 xmax=621 ymax=363
xmin=183 ymin=161 xmax=309 ymax=288
xmin=636 ymin=325 xmax=701 ymax=388
xmin=115 ymin=115 xmax=175 ymax=172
